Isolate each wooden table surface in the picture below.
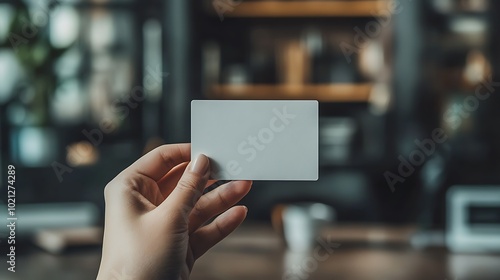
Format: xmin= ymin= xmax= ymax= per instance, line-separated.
xmin=190 ymin=224 xmax=500 ymax=280
xmin=2 ymin=223 xmax=500 ymax=280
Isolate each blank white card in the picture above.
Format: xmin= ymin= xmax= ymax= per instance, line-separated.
xmin=191 ymin=100 xmax=318 ymax=181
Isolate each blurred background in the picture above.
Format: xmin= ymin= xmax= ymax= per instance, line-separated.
xmin=1 ymin=0 xmax=500 ymax=279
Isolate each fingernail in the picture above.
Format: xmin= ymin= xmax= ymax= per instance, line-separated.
xmin=243 ymin=206 xmax=248 ymax=213
xmin=190 ymin=154 xmax=209 ymax=175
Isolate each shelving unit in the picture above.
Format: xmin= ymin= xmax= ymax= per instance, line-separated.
xmin=197 ymin=0 xmax=395 ymax=170
xmin=209 ymin=83 xmax=373 ymax=102
xmin=0 ymin=0 xmax=147 ymax=204
xmin=211 ymin=0 xmax=392 ymax=18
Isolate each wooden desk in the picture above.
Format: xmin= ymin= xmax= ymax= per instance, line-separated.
xmin=191 ymin=224 xmax=500 ymax=280
xmin=2 ymin=224 xmax=500 ymax=280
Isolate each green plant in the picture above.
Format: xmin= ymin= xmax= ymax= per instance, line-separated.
xmin=1 ymin=2 xmax=71 ymax=125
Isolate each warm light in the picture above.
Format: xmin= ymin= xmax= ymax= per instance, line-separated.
xmin=66 ymin=142 xmax=99 ymax=167
xmin=463 ymin=50 xmax=491 ymax=86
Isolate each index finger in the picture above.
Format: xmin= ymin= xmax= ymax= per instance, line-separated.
xmin=124 ymin=143 xmax=191 ymax=181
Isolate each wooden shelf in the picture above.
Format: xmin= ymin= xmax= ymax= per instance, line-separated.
xmin=208 ymin=84 xmax=373 ymax=102
xmin=217 ymin=1 xmax=392 ymax=18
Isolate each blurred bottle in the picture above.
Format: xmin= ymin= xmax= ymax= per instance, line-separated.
xmin=276 ymin=37 xmax=311 ymax=87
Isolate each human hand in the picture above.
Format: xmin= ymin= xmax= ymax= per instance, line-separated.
xmin=97 ymin=143 xmax=252 ymax=280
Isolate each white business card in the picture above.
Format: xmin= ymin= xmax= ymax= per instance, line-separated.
xmin=191 ymin=100 xmax=318 ymax=181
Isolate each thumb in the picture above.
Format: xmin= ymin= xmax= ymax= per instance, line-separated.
xmin=160 ymin=154 xmax=210 ymax=218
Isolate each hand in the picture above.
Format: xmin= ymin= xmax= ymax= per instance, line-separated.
xmin=97 ymin=143 xmax=252 ymax=280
